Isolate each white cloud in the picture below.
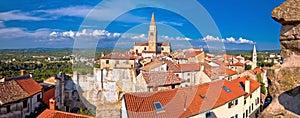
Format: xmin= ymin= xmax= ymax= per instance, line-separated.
xmin=160 ymin=35 xmax=191 ymax=41
xmin=202 ymin=35 xmax=255 ymax=44
xmin=0 ymin=21 xmax=4 ymax=27
xmin=0 ymin=10 xmax=47 ymax=21
xmin=36 ymin=6 xmax=92 ymax=18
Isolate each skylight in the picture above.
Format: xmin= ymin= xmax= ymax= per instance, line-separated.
xmin=153 ymin=102 xmax=164 ymax=112
xmin=222 ymin=86 xmax=231 ymax=93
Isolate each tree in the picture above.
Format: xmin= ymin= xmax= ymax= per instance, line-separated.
xmin=256 ymin=74 xmax=266 ymax=94
xmin=245 ymin=65 xmax=252 ymax=70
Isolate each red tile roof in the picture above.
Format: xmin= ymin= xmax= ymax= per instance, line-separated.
xmin=124 ymin=78 xmax=248 ymax=118
xmin=140 ymin=60 xmax=181 ymax=73
xmin=231 ymin=76 xmax=260 ymax=98
xmin=37 ymin=109 xmax=95 ymax=118
xmin=225 ymin=68 xmax=237 ymax=76
xmin=16 ymin=78 xmax=42 ymax=96
xmin=140 ymin=72 xmax=184 ymax=87
xmin=250 ymin=68 xmax=264 ymax=74
xmin=0 ymin=80 xmax=30 ymax=105
xmin=140 ymin=61 xmax=164 ymax=71
xmin=42 ymin=87 xmax=55 ymax=105
xmin=230 ymin=62 xmax=245 ymax=66
xmin=174 ymin=51 xmax=204 ymax=59
xmin=177 ymin=63 xmax=201 ymax=72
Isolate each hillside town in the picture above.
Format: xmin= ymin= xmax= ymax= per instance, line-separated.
xmin=0 ymin=13 xmax=272 ymax=118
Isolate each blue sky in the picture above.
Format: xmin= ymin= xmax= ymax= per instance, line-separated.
xmin=0 ymin=0 xmax=284 ymax=50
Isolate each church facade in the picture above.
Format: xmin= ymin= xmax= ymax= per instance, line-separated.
xmin=131 ymin=13 xmax=171 ymax=56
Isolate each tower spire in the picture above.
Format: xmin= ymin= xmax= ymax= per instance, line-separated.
xmin=150 ymin=12 xmax=156 ymax=25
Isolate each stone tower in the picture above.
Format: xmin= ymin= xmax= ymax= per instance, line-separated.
xmin=148 ymin=12 xmax=157 ymax=53
xmin=252 ymin=45 xmax=257 ymax=69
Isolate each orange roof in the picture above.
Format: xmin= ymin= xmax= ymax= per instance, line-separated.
xmin=16 ymin=78 xmax=42 ymax=96
xmin=42 ymin=87 xmax=55 ymax=105
xmin=140 ymin=60 xmax=181 ymax=72
xmin=250 ymin=68 xmax=264 ymax=74
xmin=0 ymin=80 xmax=30 ymax=105
xmin=225 ymin=68 xmax=237 ymax=76
xmin=124 ymin=78 xmax=249 ymax=117
xmin=231 ymin=76 xmax=260 ymax=98
xmin=140 ymin=72 xmax=184 ymax=87
xmin=140 ymin=61 xmax=164 ymax=71
xmin=175 ymin=51 xmax=204 ymax=59
xmin=177 ymin=63 xmax=201 ymax=72
xmin=38 ymin=109 xmax=95 ymax=118
xmin=230 ymin=62 xmax=245 ymax=66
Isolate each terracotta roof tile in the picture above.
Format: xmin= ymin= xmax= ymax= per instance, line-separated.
xmin=0 ymin=80 xmax=30 ymax=105
xmin=177 ymin=63 xmax=200 ymax=72
xmin=16 ymin=78 xmax=42 ymax=96
xmin=42 ymin=87 xmax=55 ymax=105
xmin=225 ymin=68 xmax=237 ymax=76
xmin=124 ymin=78 xmax=248 ymax=118
xmin=230 ymin=62 xmax=245 ymax=66
xmin=231 ymin=76 xmax=261 ymax=98
xmin=140 ymin=61 xmax=164 ymax=71
xmin=250 ymin=68 xmax=264 ymax=74
xmin=174 ymin=51 xmax=204 ymax=59
xmin=141 ymin=72 xmax=184 ymax=86
xmin=38 ymin=109 xmax=95 ymax=118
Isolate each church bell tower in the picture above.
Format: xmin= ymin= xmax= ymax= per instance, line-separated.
xmin=148 ymin=12 xmax=157 ymax=53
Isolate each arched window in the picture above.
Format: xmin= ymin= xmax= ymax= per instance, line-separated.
xmin=144 ymin=47 xmax=147 ymax=50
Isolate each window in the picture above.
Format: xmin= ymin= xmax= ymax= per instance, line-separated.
xmin=249 ymin=106 xmax=251 ymax=113
xmin=144 ymin=47 xmax=147 ymax=50
xmin=23 ymin=99 xmax=28 ymax=108
xmin=162 ymin=47 xmax=164 ymax=51
xmin=244 ymin=99 xmax=246 ymax=105
xmin=235 ymin=114 xmax=238 ymax=118
xmin=37 ymin=94 xmax=41 ymax=102
xmin=222 ymin=86 xmax=231 ymax=93
xmin=252 ymin=103 xmax=254 ymax=110
xmin=187 ymin=73 xmax=190 ymax=76
xmin=250 ymin=94 xmax=252 ymax=98
xmin=256 ymin=97 xmax=259 ymax=105
xmin=106 ymin=60 xmax=109 ymax=64
xmin=235 ymin=99 xmax=238 ymax=105
xmin=228 ymin=101 xmax=233 ymax=108
xmin=6 ymin=105 xmax=10 ymax=113
xmin=153 ymin=102 xmax=164 ymax=112
xmin=246 ymin=110 xmax=248 ymax=117
xmin=243 ymin=113 xmax=245 ymax=118
xmin=205 ymin=112 xmax=212 ymax=118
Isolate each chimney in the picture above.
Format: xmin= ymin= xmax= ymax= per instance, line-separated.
xmin=49 ymin=98 xmax=56 ymax=110
xmin=200 ymin=65 xmax=204 ymax=72
xmin=245 ymin=78 xmax=250 ymax=93
xmin=21 ymin=70 xmax=26 ymax=76
xmin=29 ymin=72 xmax=34 ymax=78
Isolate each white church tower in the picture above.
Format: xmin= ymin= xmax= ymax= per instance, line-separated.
xmin=252 ymin=45 xmax=257 ymax=69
